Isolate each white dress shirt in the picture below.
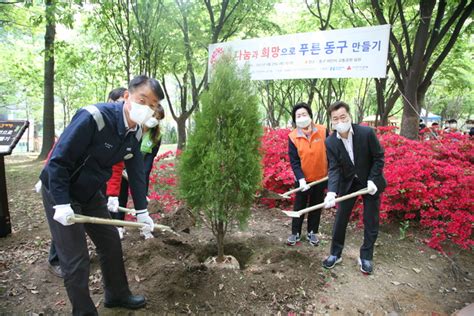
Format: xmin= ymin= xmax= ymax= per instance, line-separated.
xmin=336 ymin=126 xmax=355 ymax=164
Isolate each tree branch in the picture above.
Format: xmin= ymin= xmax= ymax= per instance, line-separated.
xmin=396 ymin=0 xmax=412 ymax=61
xmin=371 ymin=0 xmax=408 ymax=78
xmin=425 ymin=0 xmax=466 ymax=62
xmin=420 ymin=0 xmax=474 ymax=92
xmin=161 ymin=75 xmax=178 ymax=121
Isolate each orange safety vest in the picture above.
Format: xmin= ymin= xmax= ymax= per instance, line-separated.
xmin=289 ymin=124 xmax=328 ymax=182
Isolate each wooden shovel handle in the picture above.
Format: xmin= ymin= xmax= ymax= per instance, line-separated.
xmin=66 ymin=214 xmax=177 ymax=235
xmin=118 ymin=206 xmax=136 ymax=215
xmin=281 ymin=176 xmax=328 ymax=197
xmin=293 ymin=188 xmax=370 ymax=217
xmin=67 ymin=214 xmax=146 ymax=228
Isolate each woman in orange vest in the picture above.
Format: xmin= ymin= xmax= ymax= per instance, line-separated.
xmin=287 ymin=102 xmax=328 ymax=246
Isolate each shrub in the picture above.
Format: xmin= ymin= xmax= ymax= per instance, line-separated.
xmin=148 ymin=150 xmax=182 ymax=214
xmin=178 ymin=54 xmax=262 ymax=262
xmin=260 ymin=127 xmax=295 ymax=208
xmin=377 ymin=129 xmax=473 ymax=250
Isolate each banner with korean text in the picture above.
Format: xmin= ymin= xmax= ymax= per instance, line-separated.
xmin=208 ymin=25 xmax=390 ymax=80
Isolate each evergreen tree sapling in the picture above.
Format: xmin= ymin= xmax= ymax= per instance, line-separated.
xmin=178 ymin=55 xmax=262 ymax=263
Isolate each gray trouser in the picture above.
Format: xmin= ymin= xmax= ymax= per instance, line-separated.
xmin=42 ymin=187 xmax=131 ymax=316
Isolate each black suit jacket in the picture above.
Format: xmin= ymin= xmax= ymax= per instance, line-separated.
xmin=325 ymin=124 xmax=387 ymax=195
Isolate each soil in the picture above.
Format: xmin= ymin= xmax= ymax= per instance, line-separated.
xmin=0 ymin=154 xmax=473 ymax=315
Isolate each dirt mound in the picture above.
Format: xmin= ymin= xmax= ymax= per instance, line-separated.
xmin=120 ymin=231 xmax=326 ymax=314
xmin=158 ymin=206 xmax=196 ymax=233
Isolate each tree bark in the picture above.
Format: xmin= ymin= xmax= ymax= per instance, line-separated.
xmin=38 ymin=0 xmax=55 ymax=159
xmin=399 ymin=0 xmax=436 ymax=139
xmin=176 ymin=117 xmax=187 ymax=150
xmin=400 ymin=82 xmax=420 ymax=140
xmin=216 ymin=219 xmax=225 ymax=263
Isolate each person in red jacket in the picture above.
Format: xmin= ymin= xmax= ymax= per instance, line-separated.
xmin=287 ymin=102 xmax=328 ymax=246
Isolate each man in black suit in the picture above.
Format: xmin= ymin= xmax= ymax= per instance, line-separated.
xmin=322 ymin=101 xmax=386 ymax=274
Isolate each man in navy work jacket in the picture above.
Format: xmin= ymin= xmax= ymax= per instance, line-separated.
xmin=322 ymin=101 xmax=386 ymax=275
xmin=39 ymin=75 xmax=164 ymax=315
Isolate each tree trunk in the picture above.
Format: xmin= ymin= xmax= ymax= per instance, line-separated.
xmin=375 ymin=79 xmax=386 ymax=125
xmin=176 ymin=117 xmax=187 ymax=150
xmin=400 ymin=82 xmax=419 ymax=140
xmin=398 ymin=0 xmax=435 ymax=139
xmin=216 ymin=220 xmax=225 ymax=263
xmin=38 ymin=0 xmax=55 ymax=159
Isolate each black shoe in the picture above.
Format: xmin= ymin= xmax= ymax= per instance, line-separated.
xmin=104 ymin=294 xmax=146 ymax=309
xmin=48 ymin=263 xmax=63 ymax=278
xmin=322 ymin=255 xmax=342 ymax=269
xmin=358 ymin=258 xmax=373 ymax=274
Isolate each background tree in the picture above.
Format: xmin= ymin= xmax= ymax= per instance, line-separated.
xmin=343 ymin=0 xmax=401 ymax=126
xmin=425 ymin=34 xmax=474 ymax=122
xmin=371 ymin=0 xmax=474 ymax=139
xmin=178 ymin=55 xmax=262 ymax=263
xmin=95 ymin=0 xmax=133 ymax=82
xmin=38 ymin=0 xmax=55 ymax=159
xmin=162 ymin=0 xmax=277 ymax=149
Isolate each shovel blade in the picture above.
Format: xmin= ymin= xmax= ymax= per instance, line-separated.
xmin=281 ymin=210 xmax=301 ymax=218
xmin=257 ymin=189 xmax=290 ymax=200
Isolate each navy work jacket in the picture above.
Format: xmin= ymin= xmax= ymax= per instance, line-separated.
xmin=40 ymin=102 xmax=148 ymax=210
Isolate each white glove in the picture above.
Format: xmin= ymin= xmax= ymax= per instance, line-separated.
xmin=298 ymin=178 xmax=311 ymax=192
xmin=53 ymin=204 xmax=75 ymax=226
xmin=324 ymin=192 xmax=337 ymax=209
xmin=107 ymin=196 xmax=119 ymax=213
xmin=136 ymin=210 xmax=154 ymax=232
xmin=367 ymin=180 xmax=378 ymax=195
xmin=34 ymin=180 xmax=42 ymax=193
xmin=140 ymin=227 xmax=154 ymax=240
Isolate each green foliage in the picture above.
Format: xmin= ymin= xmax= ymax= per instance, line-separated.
xmin=1 ymin=1 xmax=472 ymax=142
xmin=161 ymin=123 xmax=177 ymax=144
xmin=178 ymin=55 xmax=262 ymax=229
xmin=399 ymin=220 xmax=410 ymax=240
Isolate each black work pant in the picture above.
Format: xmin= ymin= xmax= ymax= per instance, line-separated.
xmin=291 ymin=181 xmax=326 ymax=235
xmin=330 ymin=178 xmax=380 ymax=260
xmin=48 ymin=241 xmax=59 ymax=265
xmin=42 ymin=187 xmax=131 ymax=316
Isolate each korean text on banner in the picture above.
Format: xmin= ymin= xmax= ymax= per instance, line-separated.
xmin=208 ymin=25 xmax=390 ymax=81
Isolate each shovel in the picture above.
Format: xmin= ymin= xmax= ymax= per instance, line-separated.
xmin=280 ymin=176 xmax=328 ymax=199
xmin=282 ymin=188 xmax=369 ymax=218
xmin=66 ymin=214 xmax=178 ymax=235
xmin=259 ymin=176 xmax=329 ymax=200
xmin=118 ymin=206 xmax=136 ymax=215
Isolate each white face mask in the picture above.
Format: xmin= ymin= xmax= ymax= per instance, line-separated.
xmin=129 ymin=101 xmax=154 ymax=125
xmin=144 ymin=117 xmax=159 ymax=128
xmin=450 ymin=123 xmax=457 ymax=128
xmin=333 ymin=119 xmax=352 ymax=134
xmin=295 ymin=116 xmax=312 ymax=128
